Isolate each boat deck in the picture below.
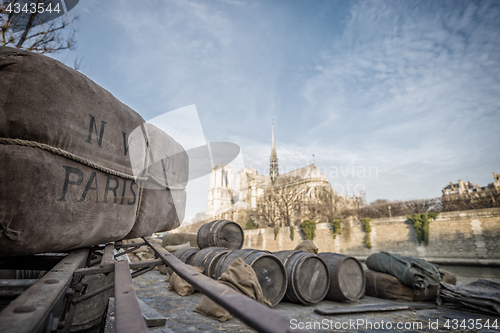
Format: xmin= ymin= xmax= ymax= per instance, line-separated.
xmin=133 ymin=271 xmax=500 ymax=333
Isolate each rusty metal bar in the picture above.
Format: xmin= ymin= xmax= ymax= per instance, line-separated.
xmin=114 ymin=260 xmax=148 ymax=333
xmin=0 ymin=248 xmax=88 ymax=333
xmin=101 ymin=242 xmax=115 ymax=267
xmin=113 ymin=245 xmax=142 ymax=258
xmin=115 ymin=242 xmax=147 ymax=248
xmin=74 ymin=259 xmax=163 ymax=277
xmin=73 ymin=261 xmax=157 ymax=305
xmin=144 ymin=237 xmax=310 ymax=333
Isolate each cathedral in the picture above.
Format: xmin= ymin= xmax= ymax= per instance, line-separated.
xmin=206 ymin=125 xmax=361 ymax=226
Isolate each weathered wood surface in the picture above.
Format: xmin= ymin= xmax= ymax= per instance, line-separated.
xmin=274 ymin=250 xmax=330 ymax=305
xmin=114 ymin=260 xmax=148 ymax=333
xmin=215 ymin=249 xmax=287 ymax=306
xmin=314 ymin=303 xmax=438 ymax=315
xmin=318 ymin=252 xmax=365 ymax=302
xmin=137 ymin=299 xmax=167 ymax=327
xmin=197 ymin=220 xmax=244 ymax=249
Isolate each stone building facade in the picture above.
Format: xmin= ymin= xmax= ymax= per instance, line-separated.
xmin=206 ymin=125 xmax=361 ymax=226
xmin=442 ymin=172 xmax=500 ymax=197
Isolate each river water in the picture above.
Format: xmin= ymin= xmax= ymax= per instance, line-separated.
xmin=437 ymin=264 xmax=500 ymax=285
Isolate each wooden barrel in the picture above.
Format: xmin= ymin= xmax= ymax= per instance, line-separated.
xmin=274 ymin=250 xmax=330 ymax=305
xmin=215 ymin=249 xmax=287 ymax=306
xmin=197 ymin=220 xmax=244 ymax=249
xmin=318 ymin=252 xmax=365 ymax=302
xmin=202 ymin=248 xmax=231 ymax=280
xmin=166 ymin=247 xmax=199 ymax=275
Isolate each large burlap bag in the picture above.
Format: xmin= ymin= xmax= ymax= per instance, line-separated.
xmin=124 ymin=124 xmax=188 ymax=239
xmin=366 ymin=252 xmax=441 ymax=294
xmin=168 ymin=265 xmax=204 ymax=296
xmin=0 ymin=47 xmax=187 ymax=255
xmin=364 ymin=268 xmax=414 ymax=302
xmin=193 ymin=257 xmax=272 ymax=322
xmin=294 ymin=240 xmax=318 ymax=254
xmin=365 ymin=268 xmax=439 ymax=302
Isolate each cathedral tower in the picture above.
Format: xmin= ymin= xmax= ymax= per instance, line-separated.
xmin=270 ymin=123 xmax=279 ymax=182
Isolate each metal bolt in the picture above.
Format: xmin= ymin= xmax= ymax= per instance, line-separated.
xmin=45 ymin=279 xmax=60 ymax=284
xmin=13 ymin=305 xmax=36 ymax=313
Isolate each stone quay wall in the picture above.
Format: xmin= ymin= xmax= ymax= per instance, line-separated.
xmin=242 ymin=207 xmax=500 ymax=265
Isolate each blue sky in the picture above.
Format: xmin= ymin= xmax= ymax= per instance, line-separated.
xmin=49 ymin=0 xmax=500 ymax=223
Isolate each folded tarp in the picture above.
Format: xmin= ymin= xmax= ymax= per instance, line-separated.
xmin=438 ymin=279 xmax=500 ymax=315
xmin=365 ymin=252 xmax=441 ymax=295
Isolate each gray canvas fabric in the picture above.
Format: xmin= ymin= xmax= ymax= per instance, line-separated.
xmin=193 ymin=257 xmax=272 ymax=322
xmin=168 ymin=265 xmax=204 ymax=296
xmin=294 ymin=240 xmax=318 ymax=254
xmin=0 ymin=47 xmax=187 ymax=255
xmin=366 ymin=252 xmax=441 ymax=295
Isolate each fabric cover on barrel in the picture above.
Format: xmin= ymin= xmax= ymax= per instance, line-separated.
xmin=193 ymin=257 xmax=272 ymax=322
xmin=197 ymin=220 xmax=244 ymax=249
xmin=0 ymin=47 xmax=187 ymax=256
xmin=274 ymin=250 xmax=329 ymax=305
xmin=318 ymin=252 xmax=365 ymax=302
xmin=294 ymin=240 xmax=318 ymax=254
xmin=168 ymin=265 xmax=204 ymax=296
xmin=163 ymin=233 xmax=199 ymax=249
xmin=215 ymin=249 xmax=286 ymax=306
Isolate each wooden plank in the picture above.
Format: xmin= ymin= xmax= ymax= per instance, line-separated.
xmin=314 ymin=303 xmax=437 ymax=316
xmin=114 ymin=260 xmax=148 ymax=333
xmin=137 ymin=299 xmax=166 ymax=327
xmin=103 ymin=298 xmax=115 ymax=333
xmin=0 ymin=249 xmax=88 ymax=333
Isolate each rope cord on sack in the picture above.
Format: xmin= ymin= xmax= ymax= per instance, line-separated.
xmin=0 ymin=137 xmax=186 ymax=191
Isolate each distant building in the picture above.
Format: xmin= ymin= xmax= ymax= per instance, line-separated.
xmin=206 ymin=125 xmax=361 ymax=225
xmin=442 ymin=172 xmax=500 ymax=197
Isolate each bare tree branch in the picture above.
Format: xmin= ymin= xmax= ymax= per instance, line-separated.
xmin=1 ymin=0 xmax=77 ymax=54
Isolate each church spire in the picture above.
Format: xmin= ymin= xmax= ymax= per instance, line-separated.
xmin=270 ymin=122 xmax=279 ymax=181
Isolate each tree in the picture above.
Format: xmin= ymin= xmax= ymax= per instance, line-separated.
xmin=251 ymin=177 xmax=303 ymax=228
xmin=273 ymin=178 xmax=303 ymax=227
xmin=1 ymin=0 xmax=78 ymax=54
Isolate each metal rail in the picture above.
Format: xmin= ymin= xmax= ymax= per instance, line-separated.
xmin=74 ymin=259 xmax=163 ymax=277
xmin=114 ymin=260 xmax=149 ymax=333
xmin=144 ymin=236 xmax=311 ymax=333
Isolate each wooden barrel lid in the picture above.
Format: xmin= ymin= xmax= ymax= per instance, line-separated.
xmin=318 ymin=253 xmax=365 ymax=302
xmin=274 ymin=250 xmax=329 ymax=305
xmin=197 ymin=220 xmax=244 ymax=249
xmin=244 ymin=251 xmax=287 ymax=306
